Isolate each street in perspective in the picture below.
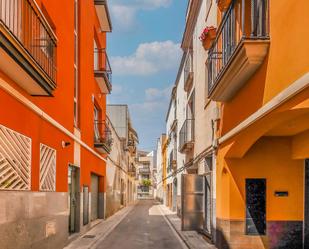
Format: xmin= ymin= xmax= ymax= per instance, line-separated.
xmin=0 ymin=0 xmax=308 ymax=249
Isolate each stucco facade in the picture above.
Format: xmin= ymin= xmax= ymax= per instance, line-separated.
xmin=0 ymin=0 xmax=112 ymax=248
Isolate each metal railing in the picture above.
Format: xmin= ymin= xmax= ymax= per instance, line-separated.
xmin=94 ymin=120 xmax=113 ymax=149
xmin=128 ymin=164 xmax=136 ymax=175
xmin=179 ymin=119 xmax=195 ymax=151
xmin=94 ymin=48 xmax=112 ymax=84
xmin=168 ymin=150 xmax=177 ymax=172
xmin=128 ymin=138 xmax=135 ymax=147
xmin=184 ymin=50 xmax=193 ymax=83
xmin=139 ymin=167 xmax=150 ymax=174
xmin=0 ymin=0 xmax=57 ymax=83
xmin=208 ymin=0 xmax=269 ymax=94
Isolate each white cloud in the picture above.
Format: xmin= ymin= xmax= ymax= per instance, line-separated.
xmin=112 ymin=84 xmax=123 ymax=95
xmin=112 ymin=0 xmax=172 ymax=10
xmin=131 ymin=101 xmax=166 ymax=113
xmin=110 ymin=0 xmax=173 ymax=31
xmin=145 ymin=86 xmax=172 ymax=101
xmin=111 ymin=41 xmax=181 ymax=76
xmin=110 ymin=5 xmax=136 ymax=30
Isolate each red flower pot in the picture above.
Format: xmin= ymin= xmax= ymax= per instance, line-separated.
xmin=201 ymin=28 xmax=217 ymax=50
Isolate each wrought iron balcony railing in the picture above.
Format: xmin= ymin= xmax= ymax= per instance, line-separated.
xmin=208 ymin=0 xmax=270 ymax=101
xmin=0 ymin=0 xmax=57 ymax=95
xmin=168 ymin=150 xmax=177 ymax=173
xmin=184 ymin=50 xmax=193 ymax=92
xmin=94 ymin=48 xmax=112 ymax=94
xmin=179 ymin=119 xmax=195 ymax=153
xmin=139 ymin=167 xmax=150 ymax=174
xmin=94 ymin=120 xmax=113 ymax=154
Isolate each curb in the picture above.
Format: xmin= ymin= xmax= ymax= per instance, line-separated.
xmin=158 ymin=205 xmax=191 ymax=249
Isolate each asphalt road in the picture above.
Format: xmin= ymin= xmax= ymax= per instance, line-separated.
xmin=96 ymin=200 xmax=187 ymax=249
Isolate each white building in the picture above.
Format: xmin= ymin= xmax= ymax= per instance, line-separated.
xmin=136 ymin=151 xmax=155 ymax=199
xmin=155 ymin=135 xmax=166 ymax=202
xmin=164 ymin=0 xmax=218 ymax=241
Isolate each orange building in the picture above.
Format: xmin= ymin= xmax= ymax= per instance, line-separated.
xmin=0 ymin=0 xmax=112 ymax=248
xmin=208 ymin=0 xmax=309 ymax=248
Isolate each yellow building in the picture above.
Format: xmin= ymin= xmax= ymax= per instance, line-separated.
xmin=209 ymin=0 xmax=309 ymax=248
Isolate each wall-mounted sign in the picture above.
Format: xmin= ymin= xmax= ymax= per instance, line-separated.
xmin=275 ymin=191 xmax=288 ymax=197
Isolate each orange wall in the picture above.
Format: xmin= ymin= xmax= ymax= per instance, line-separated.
xmin=221 ymin=0 xmax=309 ymax=135
xmin=0 ymin=0 xmax=108 ymax=193
xmin=0 ymin=87 xmax=74 ymax=192
xmin=217 ymin=137 xmax=303 ymax=221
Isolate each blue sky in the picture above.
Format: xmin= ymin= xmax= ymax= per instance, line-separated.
xmin=107 ymin=0 xmax=187 ymax=151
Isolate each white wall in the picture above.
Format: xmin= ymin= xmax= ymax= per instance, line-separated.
xmin=175 ymin=66 xmax=186 ymax=196
xmin=155 ymin=138 xmax=163 ymax=200
xmin=190 ymin=0 xmax=218 ymax=163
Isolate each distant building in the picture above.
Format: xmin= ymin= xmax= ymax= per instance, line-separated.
xmin=106 ymin=105 xmax=139 ymax=217
xmin=136 ymin=150 xmax=155 ymax=199
xmin=155 ymin=134 xmax=166 ymax=202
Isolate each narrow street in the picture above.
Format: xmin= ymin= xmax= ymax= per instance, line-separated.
xmin=96 ymin=200 xmax=186 ymax=249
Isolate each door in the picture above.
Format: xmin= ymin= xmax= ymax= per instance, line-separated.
xmin=68 ymin=166 xmax=79 ymax=233
xmin=181 ymin=174 xmax=204 ymax=231
xmin=120 ymin=179 xmax=124 ymax=205
xmin=204 ymin=174 xmax=212 ymax=235
xmin=245 ymin=179 xmax=266 ymax=235
xmin=173 ymin=178 xmax=177 ymax=212
xmin=91 ymin=174 xmax=99 ymax=221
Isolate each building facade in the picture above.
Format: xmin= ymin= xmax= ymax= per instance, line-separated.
xmin=0 ymin=0 xmax=112 ymax=248
xmin=106 ymin=105 xmax=138 ymax=217
xmin=163 ymin=0 xmax=218 ymax=240
xmin=136 ymin=150 xmax=154 ymax=199
xmin=155 ymin=134 xmax=166 ymax=203
xmin=212 ymin=0 xmax=309 ymax=248
xmin=105 ymin=112 xmax=138 ymax=218
xmin=179 ymin=0 xmax=218 ymax=239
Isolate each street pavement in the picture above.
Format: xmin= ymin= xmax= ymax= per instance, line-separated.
xmin=95 ymin=200 xmax=187 ymax=249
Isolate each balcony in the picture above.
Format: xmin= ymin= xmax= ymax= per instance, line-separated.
xmin=184 ymin=51 xmax=193 ymax=92
xmin=168 ymin=150 xmax=177 ymax=173
xmin=179 ymin=119 xmax=195 ymax=153
xmin=207 ymin=0 xmax=270 ymax=101
xmin=128 ymin=164 xmax=136 ymax=177
xmin=139 ymin=167 xmax=150 ymax=174
xmin=94 ymin=0 xmax=112 ymax=32
xmin=0 ymin=0 xmax=57 ymax=96
xmin=94 ymin=48 xmax=112 ymax=94
xmin=94 ymin=120 xmax=113 ymax=154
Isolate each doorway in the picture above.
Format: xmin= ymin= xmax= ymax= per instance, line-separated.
xmin=204 ymin=174 xmax=212 ymax=236
xmin=173 ymin=178 xmax=177 ymax=212
xmin=91 ymin=174 xmax=99 ymax=221
xmin=68 ymin=165 xmax=80 ymax=234
xmin=245 ymin=178 xmax=266 ymax=235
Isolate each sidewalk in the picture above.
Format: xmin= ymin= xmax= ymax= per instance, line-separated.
xmin=158 ymin=204 xmax=217 ymax=249
xmin=64 ymin=205 xmax=134 ymax=249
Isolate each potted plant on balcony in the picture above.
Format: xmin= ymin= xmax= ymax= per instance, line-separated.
xmin=199 ymin=26 xmax=217 ymax=50
xmin=217 ymin=0 xmax=232 ymax=12
xmin=141 ymin=179 xmax=152 ymax=187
